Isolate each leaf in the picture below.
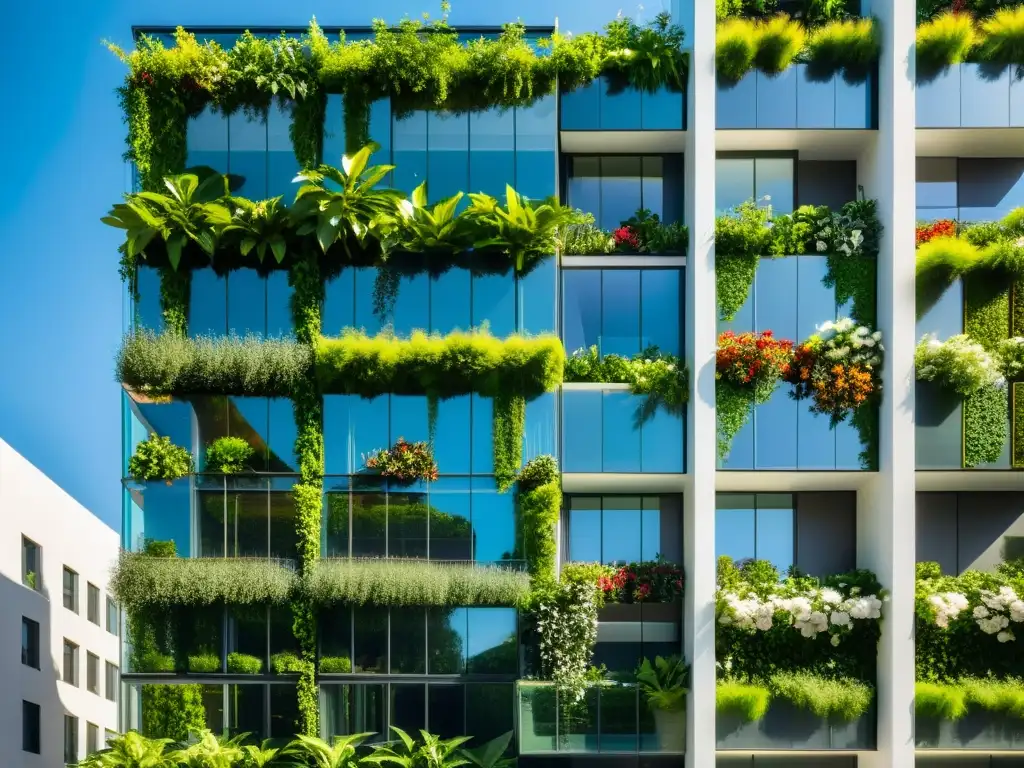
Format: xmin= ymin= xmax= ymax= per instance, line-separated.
xmin=240 ymin=238 xmax=256 ymax=257
xmin=317 ymin=220 xmax=337 ymax=253
xmin=165 ymin=233 xmax=185 ymax=271
xmin=461 ymin=732 xmax=512 ymax=768
xmin=390 ymin=726 xmax=416 ymax=754
xmin=269 ymin=238 xmax=287 ymax=264
xmin=342 ymin=145 xmax=372 ymax=184
xmin=412 ymin=181 xmax=428 ymax=209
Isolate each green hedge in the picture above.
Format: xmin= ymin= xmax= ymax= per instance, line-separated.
xmin=307 ymin=559 xmax=530 ymax=608
xmin=916 ymin=679 xmax=1024 ymax=721
xmin=717 ymin=674 xmax=874 ymax=722
xmin=316 ymin=329 xmax=564 ymax=400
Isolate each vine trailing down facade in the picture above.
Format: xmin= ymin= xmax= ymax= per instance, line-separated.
xmin=0 ymin=439 xmax=121 ymax=768
xmin=101 ymin=0 xmax=1024 ymax=767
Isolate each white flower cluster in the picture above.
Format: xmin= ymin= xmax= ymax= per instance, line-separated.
xmin=816 ymin=318 xmax=884 ymax=368
xmin=915 ymin=334 xmax=1005 ymax=396
xmin=811 ymin=213 xmax=865 ymax=257
xmin=536 ymin=582 xmax=599 ymax=702
xmin=996 ymin=337 xmax=1024 ymax=381
xmin=923 ymin=586 xmax=1024 ymax=642
xmin=717 ymin=583 xmax=883 ymax=647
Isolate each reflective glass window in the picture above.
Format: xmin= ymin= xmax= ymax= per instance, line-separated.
xmin=227 ymin=684 xmax=266 ymax=741
xmin=430 ymin=270 xmax=472 ymax=335
xmin=270 ymin=605 xmax=299 ymax=658
xmin=602 ymin=496 xmax=643 ymax=563
xmin=755 ymin=158 xmax=795 ymax=216
xmin=266 ymin=271 xmax=293 ymax=338
xmin=467 ymin=608 xmax=517 ymax=674
xmin=716 ymin=157 xmax=795 ymax=215
xmin=562 ymin=390 xmax=602 ymax=473
xmin=567 ymin=156 xmax=674 ymax=230
xmin=393 ymin=112 xmax=428 ymax=193
xmin=197 ymin=483 xmax=226 ymax=557
xmin=514 ymin=97 xmax=556 ymax=201
xmin=433 ymin=396 xmax=471 ymax=475
xmin=602 ymin=269 xmax=641 ymax=358
xmin=568 ymin=496 xmax=673 ymax=565
xmin=601 ymin=156 xmax=643 ymax=230
xmin=466 ymin=684 xmax=514 ymax=745
xmin=755 ymin=494 xmax=795 ymax=574
xmin=230 ymin=397 xmax=269 ymax=471
xmin=641 ymin=270 xmax=681 ymax=355
xmin=392 ymin=395 xmax=430 ymax=447
xmin=563 ymin=270 xmax=602 ymax=354
xmin=429 ymin=479 xmax=472 ymax=561
xmin=392 ymin=273 xmax=430 ymax=336
xmin=602 ymin=392 xmax=642 ymax=472
xmin=469 ymin=109 xmax=515 ymax=200
xmin=230 ymin=606 xmax=268 ymax=666
xmin=916 ymin=158 xmax=958 ymax=212
xmin=520 ymin=257 xmax=557 ymax=336
xmin=391 ymin=684 xmax=427 ymax=734
xmin=429 ymin=607 xmax=467 ymax=674
xmin=320 ymin=606 xmax=352 ymax=667
xmin=471 ymin=477 xmax=516 ymax=564
xmin=324 ymin=395 xmax=389 ymax=475
xmin=187 ymin=106 xmax=228 ymax=173
xmin=270 ymin=684 xmax=300 ymax=739
xmin=524 ymin=392 xmax=556 ymax=464
xmin=229 ymin=114 xmax=268 ymax=199
xmin=427 ymin=112 xmax=469 ymax=203
xmin=353 ymin=267 xmax=384 ymax=336
xmin=129 ymin=478 xmax=192 ymax=556
xmin=715 ymin=493 xmax=795 ymax=573
xmin=390 ymin=492 xmax=428 ymax=559
xmin=267 ymin=103 xmax=296 ymax=199
xmin=390 ymin=609 xmax=427 ymax=674
xmin=227 ymin=270 xmax=267 ymax=337
xmin=226 ymin=480 xmax=269 ymax=558
xmin=268 ymin=397 xmax=299 ymax=473
xmin=352 ymin=492 xmax=388 ymax=558
xmin=353 ymin=607 xmax=388 ymax=673
xmin=189 ymin=269 xmax=227 ymax=337
xmin=268 ymin=481 xmax=297 ymax=561
xmin=716 ymin=159 xmax=754 ymax=215
xmin=470 ymin=395 xmax=494 ymax=475
xmin=322 ymin=684 xmax=386 ymax=739
xmin=323 ymin=269 xmax=356 ymax=336
xmin=324 ymin=492 xmax=349 ymax=558
xmin=135 ymin=267 xmax=162 ymax=332
xmin=472 ymin=274 xmax=515 ymax=338
xmin=429 ymin=684 xmax=466 ymax=739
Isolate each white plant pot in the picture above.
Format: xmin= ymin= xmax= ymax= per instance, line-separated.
xmin=653 ymin=707 xmax=685 ymax=752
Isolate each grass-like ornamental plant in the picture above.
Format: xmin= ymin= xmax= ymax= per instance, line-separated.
xmin=319 ymin=655 xmax=352 ymax=674
xmin=226 ymin=652 xmax=264 ymax=675
xmin=187 ymin=653 xmax=221 ymax=673
xmin=716 ymin=18 xmax=758 ymax=82
xmin=717 ymin=681 xmax=771 ymax=721
xmin=564 ymin=345 xmax=689 ymax=414
xmin=977 ymin=6 xmax=1024 ymax=66
xmin=117 ymin=330 xmax=312 ymax=396
xmin=307 ymin=559 xmax=531 ymax=607
xmin=637 ymin=655 xmax=689 ymax=712
xmin=363 ymin=438 xmax=438 ymax=484
xmin=111 ymin=550 xmax=297 ymax=610
xmin=769 ymin=671 xmax=873 ymax=720
xmin=204 ymin=436 xmax=255 ymax=473
xmin=315 ymin=328 xmax=564 ymax=399
xmin=915 ymin=334 xmax=1004 ymax=396
xmin=753 ymin=15 xmax=806 ymax=75
xmin=916 ymin=681 xmax=969 ymax=720
xmin=271 ymin=651 xmax=304 ymax=674
xmin=803 ymin=17 xmax=881 ymax=80
xmin=916 ymin=12 xmax=977 ymax=76
xmin=128 ymin=433 xmax=193 ymax=483
xmin=915 ymin=679 xmax=1024 ymax=721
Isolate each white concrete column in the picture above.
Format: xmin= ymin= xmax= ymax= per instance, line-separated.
xmin=682 ymin=0 xmax=717 ymax=764
xmin=856 ymin=0 xmax=918 ymax=765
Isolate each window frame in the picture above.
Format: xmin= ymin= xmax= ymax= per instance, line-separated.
xmin=562 ymin=494 xmax=680 ymax=566
xmin=22 ymin=700 xmax=40 ymax=754
xmin=21 ymin=616 xmax=40 ymax=670
xmin=63 ymin=638 xmax=79 ymax=686
xmin=714 ymin=492 xmax=797 ymax=573
xmin=21 ymin=536 xmax=41 ymax=591
xmin=87 ymin=652 xmax=100 ymax=695
xmin=106 ymin=597 xmax=119 ymax=636
xmin=64 ymin=713 xmax=79 ymax=765
xmin=105 ymin=661 xmax=119 ymax=703
xmin=87 ymin=722 xmax=99 ymax=757
xmin=561 ymin=153 xmax=685 ymax=230
xmin=714 ymin=151 xmax=798 ymax=216
xmin=87 ymin=583 xmax=100 ymax=625
xmin=63 ymin=566 xmax=79 ymax=613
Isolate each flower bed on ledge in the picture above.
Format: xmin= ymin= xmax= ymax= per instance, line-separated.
xmin=559 ymin=208 xmax=688 ymax=257
xmin=563 ymin=345 xmax=688 ymax=415
xmin=112 ymin=551 xmax=530 ymax=612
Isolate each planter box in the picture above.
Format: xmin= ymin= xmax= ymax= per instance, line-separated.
xmin=716 ymin=699 xmax=876 ymax=750
xmin=598 ymin=602 xmax=680 ymax=624
xmin=917 ymin=63 xmax=1024 ymax=128
xmin=717 ymin=65 xmax=876 ymax=130
xmin=917 ymin=710 xmax=1024 ymax=749
xmin=561 ymin=77 xmax=685 ymax=131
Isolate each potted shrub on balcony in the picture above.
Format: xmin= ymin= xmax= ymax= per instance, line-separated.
xmin=362 ymin=437 xmax=439 ymax=485
xmin=637 ymin=655 xmax=689 ymax=752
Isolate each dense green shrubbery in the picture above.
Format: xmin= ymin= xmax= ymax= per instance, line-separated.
xmin=717 ymin=674 xmax=873 ymax=721
xmin=563 ymin=345 xmax=689 ymax=415
xmin=117 ymin=331 xmax=311 ymax=396
xmin=204 ymin=436 xmax=254 ymax=473
xmin=128 ymin=433 xmax=194 ymax=482
xmin=186 ymin=653 xmax=221 ymax=673
xmin=226 ymin=652 xmax=264 ymax=674
xmin=916 ymin=679 xmax=1024 ymax=721
xmin=307 ymin=559 xmax=530 ymax=608
xmin=519 ymin=455 xmax=561 ymax=585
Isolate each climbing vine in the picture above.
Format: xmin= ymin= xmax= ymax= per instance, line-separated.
xmin=493 ymin=393 xmax=526 ymax=494
xmin=159 ymin=267 xmax=191 ymax=336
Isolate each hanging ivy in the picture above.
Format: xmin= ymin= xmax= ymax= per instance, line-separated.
xmin=493 ymin=393 xmax=526 ymax=493
xmin=159 ymin=267 xmax=191 ymax=336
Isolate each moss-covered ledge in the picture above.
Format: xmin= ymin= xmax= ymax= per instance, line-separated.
xmin=308 ymin=559 xmax=531 ymax=608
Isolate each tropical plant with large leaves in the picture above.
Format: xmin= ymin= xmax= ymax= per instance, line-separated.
xmin=102 ymin=167 xmax=229 ymax=269
xmin=636 ymin=654 xmax=690 ymax=712
xmin=465 ymin=185 xmax=574 ymax=273
xmin=79 ymin=731 xmax=176 ymax=768
xmin=363 ymin=727 xmax=471 ymax=768
xmin=396 ymin=182 xmax=470 ymax=253
xmin=176 ymin=730 xmax=247 ymax=768
xmin=291 ymin=144 xmax=404 ymax=256
xmin=460 ymin=732 xmax=514 ymax=768
xmin=208 ymin=195 xmax=292 ymax=265
xmin=280 ymin=732 xmax=373 ymax=768
xmin=239 ymin=741 xmax=281 ymax=768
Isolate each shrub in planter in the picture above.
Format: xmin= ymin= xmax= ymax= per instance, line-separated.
xmin=187 ymin=653 xmax=221 ymax=673
xmin=803 ymin=17 xmax=880 ymax=81
xmin=597 ymin=560 xmax=685 ymax=604
xmin=716 ymin=18 xmax=758 ymax=82
xmin=997 ymin=338 xmax=1024 ymax=381
xmin=204 ymin=436 xmax=255 ymax=473
xmin=363 ymin=438 xmax=438 ymax=484
xmin=637 ymin=655 xmax=689 ymax=751
xmin=270 ymin=651 xmax=303 ymax=674
xmin=977 ymin=6 xmax=1024 ymax=67
xmin=128 ymin=433 xmax=193 ymax=483
xmin=319 ymin=656 xmax=352 ymax=674
xmin=916 ymin=11 xmax=976 ymax=76
xmin=916 ymin=334 xmax=1004 ymax=396
xmin=563 ymin=345 xmax=689 ymax=414
xmin=226 ymin=652 xmax=263 ymax=675
xmin=786 ymin=318 xmax=883 ymax=426
xmin=717 ymin=681 xmax=770 ymax=721
xmin=769 ymin=671 xmax=873 ymax=721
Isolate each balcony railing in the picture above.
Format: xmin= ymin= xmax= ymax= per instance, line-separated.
xmin=517 ymin=681 xmax=685 ymax=754
xmin=561 ymin=77 xmax=685 ymax=131
xmin=917 ymin=63 xmax=1024 ymax=129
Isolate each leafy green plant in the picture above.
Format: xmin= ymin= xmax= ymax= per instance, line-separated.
xmin=187 ymin=652 xmax=221 ymax=673
xmin=977 ymin=6 xmax=1024 ymax=66
xmin=519 ymin=456 xmax=562 ymax=584
xmin=637 ymin=655 xmax=690 ymax=712
xmin=363 ymin=726 xmax=471 ymax=768
xmin=916 ymin=11 xmax=976 ymax=76
xmin=803 ymin=17 xmax=880 ymax=81
xmin=128 ymin=433 xmax=194 ymax=483
xmin=80 ymin=730 xmax=177 ymax=768
xmin=209 ymin=195 xmax=293 ymax=265
xmin=271 ymin=651 xmax=304 ymax=674
xmin=460 ymin=732 xmax=514 ymax=768
xmin=517 ymin=454 xmax=559 ymax=492
xmin=281 ymin=732 xmax=372 ymax=768
xmin=769 ymin=671 xmax=873 ymax=720
xmin=103 ymin=168 xmax=229 ymax=270
xmin=204 ymin=436 xmax=255 ymax=473
xmin=363 ymin=438 xmax=439 ymax=484
xmin=226 ymin=652 xmax=264 ymax=675
xmin=715 ymin=200 xmax=771 ymax=320
xmin=117 ymin=331 xmax=312 ymax=396
xmin=241 ymin=742 xmax=281 ymax=768
xmin=601 ymin=12 xmax=688 ymax=93
xmin=307 ymin=559 xmax=530 ymax=607
xmin=753 ymin=15 xmax=806 ymax=74
xmin=292 ymin=144 xmax=404 ymax=255
xmin=176 ymin=729 xmax=246 ymax=768
xmin=916 ymin=681 xmax=969 ymax=720
xmin=465 ymin=186 xmax=574 ymax=273
xmin=558 ymin=210 xmax=613 ymax=255
xmin=716 ymin=681 xmax=771 ymax=721
xmin=395 ymin=182 xmax=471 ymax=253
xmin=563 ymin=345 xmax=689 ymax=415
xmin=319 ymin=655 xmax=352 ymax=673
xmin=111 ymin=551 xmax=296 ymax=611
xmin=492 ymin=393 xmax=525 ymax=494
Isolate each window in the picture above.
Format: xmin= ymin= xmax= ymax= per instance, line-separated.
xmin=22 ymin=536 xmax=40 ymax=590
xmin=105 ymin=729 xmax=117 ymax=747
xmin=566 ymin=155 xmax=681 ymax=230
xmin=63 ymin=567 xmax=79 ymax=613
xmin=63 ymin=639 xmax=79 ymax=685
xmin=716 ymin=156 xmax=795 ymax=216
xmin=22 ymin=700 xmax=40 ymax=754
xmin=565 ymin=496 xmax=681 ymax=565
xmin=21 ymin=617 xmax=39 ymax=669
xmin=715 ymin=493 xmax=795 ymax=573
xmin=106 ymin=597 xmax=119 ymax=636
xmin=87 ymin=583 xmax=100 ymax=624
xmin=87 ymin=723 xmax=99 ymax=757
xmin=105 ymin=662 xmax=119 ymax=702
xmin=87 ymin=653 xmax=99 ymax=694
xmin=64 ymin=714 xmax=79 ymax=765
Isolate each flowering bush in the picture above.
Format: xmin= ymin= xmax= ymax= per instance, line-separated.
xmin=716 ymin=330 xmax=794 ymax=399
xmin=916 ymin=219 xmax=957 ymax=246
xmin=997 ymin=337 xmax=1024 ymax=381
xmin=363 ymin=437 xmax=438 ymax=483
xmin=786 ymin=318 xmax=882 ymax=425
xmin=918 ymin=562 xmax=1024 ymax=644
xmin=564 ymin=345 xmax=689 ymax=413
xmin=915 ymin=334 xmax=1004 ymax=396
xmin=597 ymin=560 xmax=684 ymax=604
xmin=613 ymin=225 xmax=641 ymax=250
xmin=535 ymin=581 xmax=599 ymax=703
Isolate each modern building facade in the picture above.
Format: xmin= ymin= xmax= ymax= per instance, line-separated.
xmin=109 ymin=1 xmax=1024 ymax=767
xmin=0 ymin=439 xmax=121 ymax=767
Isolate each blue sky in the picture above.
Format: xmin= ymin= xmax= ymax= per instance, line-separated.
xmin=0 ymin=0 xmax=673 ymax=531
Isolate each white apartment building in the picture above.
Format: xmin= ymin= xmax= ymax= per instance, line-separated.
xmin=0 ymin=439 xmax=120 ymax=766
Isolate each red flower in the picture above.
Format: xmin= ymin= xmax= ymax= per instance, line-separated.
xmin=598 ymin=576 xmax=614 ymax=592
xmin=613 ymin=226 xmax=641 ymax=250
xmin=636 ymin=583 xmax=651 ymax=600
xmin=915 ymin=219 xmax=956 ymax=246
